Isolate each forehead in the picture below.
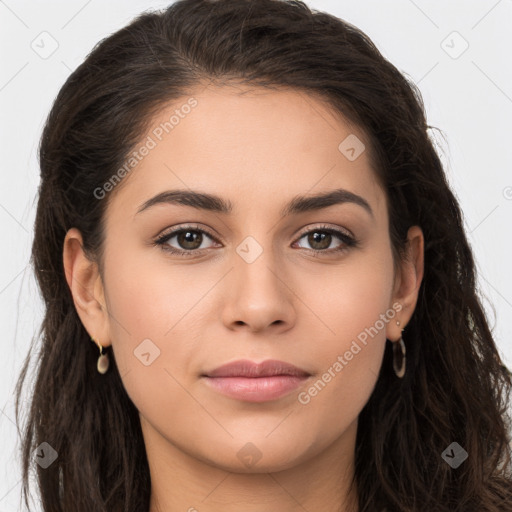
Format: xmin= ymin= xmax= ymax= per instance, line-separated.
xmin=106 ymin=84 xmax=385 ymax=220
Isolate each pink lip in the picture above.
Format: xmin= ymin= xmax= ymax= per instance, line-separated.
xmin=202 ymin=359 xmax=311 ymax=403
xmin=203 ymin=359 xmax=310 ymax=378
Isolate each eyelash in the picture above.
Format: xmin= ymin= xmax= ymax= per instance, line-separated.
xmin=153 ymin=223 xmax=359 ymax=258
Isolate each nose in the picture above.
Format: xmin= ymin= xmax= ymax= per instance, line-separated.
xmin=220 ymin=245 xmax=296 ymax=334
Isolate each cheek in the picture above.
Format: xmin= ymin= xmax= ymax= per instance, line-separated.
xmin=294 ymin=248 xmax=394 ymax=410
xmin=303 ymin=248 xmax=395 ymax=346
xmin=104 ymin=244 xmax=211 ymax=342
xmin=102 ymin=249 xmax=216 ymax=413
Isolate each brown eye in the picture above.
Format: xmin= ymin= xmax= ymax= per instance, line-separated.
xmin=155 ymin=225 xmax=219 ymax=256
xmin=294 ymin=226 xmax=357 ymax=255
xmin=305 ymin=231 xmax=332 ymax=251
xmin=176 ymin=230 xmax=204 ymax=250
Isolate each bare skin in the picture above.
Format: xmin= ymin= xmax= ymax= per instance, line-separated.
xmin=63 ymin=83 xmax=424 ymax=511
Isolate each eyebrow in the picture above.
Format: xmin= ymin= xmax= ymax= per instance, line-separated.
xmin=136 ymin=188 xmax=373 ymax=218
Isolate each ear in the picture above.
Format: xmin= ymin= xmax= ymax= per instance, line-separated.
xmin=386 ymin=225 xmax=424 ymax=342
xmin=63 ymin=227 xmax=112 ymax=347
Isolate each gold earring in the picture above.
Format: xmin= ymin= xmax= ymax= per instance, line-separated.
xmin=92 ymin=336 xmax=110 ymax=374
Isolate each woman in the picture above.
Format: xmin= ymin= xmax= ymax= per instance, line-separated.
xmin=15 ymin=0 xmax=512 ymax=510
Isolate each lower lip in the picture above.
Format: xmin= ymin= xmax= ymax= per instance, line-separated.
xmin=202 ymin=375 xmax=309 ymax=402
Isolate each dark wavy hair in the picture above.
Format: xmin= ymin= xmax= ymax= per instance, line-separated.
xmin=15 ymin=0 xmax=512 ymax=510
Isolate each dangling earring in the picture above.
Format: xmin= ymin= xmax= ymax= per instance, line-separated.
xmin=392 ymin=320 xmax=406 ymax=378
xmin=92 ymin=336 xmax=110 ymax=374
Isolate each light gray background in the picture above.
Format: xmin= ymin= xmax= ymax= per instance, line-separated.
xmin=1 ymin=0 xmax=511 ymax=509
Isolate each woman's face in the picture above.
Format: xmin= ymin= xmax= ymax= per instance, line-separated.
xmin=68 ymin=84 xmax=421 ymax=475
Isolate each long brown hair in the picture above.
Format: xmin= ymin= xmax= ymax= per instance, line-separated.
xmin=15 ymin=0 xmax=512 ymax=510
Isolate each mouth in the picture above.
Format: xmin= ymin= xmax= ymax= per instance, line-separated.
xmin=201 ymin=359 xmax=311 ymax=403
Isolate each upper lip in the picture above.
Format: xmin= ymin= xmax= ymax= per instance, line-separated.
xmin=203 ymin=359 xmax=311 ymax=378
